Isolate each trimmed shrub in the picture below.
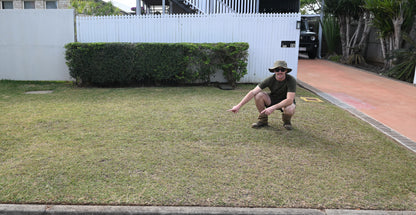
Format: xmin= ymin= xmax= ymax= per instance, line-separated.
xmin=65 ymin=42 xmax=249 ymax=87
xmin=65 ymin=43 xmax=136 ymax=86
xmin=210 ymin=43 xmax=249 ymax=88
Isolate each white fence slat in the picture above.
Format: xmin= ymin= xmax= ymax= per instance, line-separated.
xmin=76 ymin=13 xmax=301 ymax=83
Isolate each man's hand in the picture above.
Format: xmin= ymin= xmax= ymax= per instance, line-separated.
xmin=228 ymin=105 xmax=240 ymax=113
xmin=261 ymin=107 xmax=274 ymax=115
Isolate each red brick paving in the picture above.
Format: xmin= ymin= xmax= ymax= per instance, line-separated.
xmin=298 ymin=59 xmax=416 ymax=143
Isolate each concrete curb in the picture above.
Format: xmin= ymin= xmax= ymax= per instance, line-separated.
xmin=2 ymin=205 xmax=416 ymax=215
xmin=0 ymin=205 xmax=324 ymax=215
xmin=325 ymin=209 xmax=416 ymax=215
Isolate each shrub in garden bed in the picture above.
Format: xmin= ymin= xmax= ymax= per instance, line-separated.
xmin=65 ymin=42 xmax=248 ymax=87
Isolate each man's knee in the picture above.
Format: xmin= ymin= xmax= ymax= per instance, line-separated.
xmin=254 ymin=92 xmax=270 ymax=102
xmin=254 ymin=92 xmax=265 ymax=100
xmin=283 ymin=104 xmax=296 ymax=116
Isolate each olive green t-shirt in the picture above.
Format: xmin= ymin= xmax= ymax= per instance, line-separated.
xmin=258 ymin=74 xmax=296 ymax=102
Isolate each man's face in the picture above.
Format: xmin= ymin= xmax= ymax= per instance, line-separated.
xmin=273 ymin=67 xmax=287 ymax=81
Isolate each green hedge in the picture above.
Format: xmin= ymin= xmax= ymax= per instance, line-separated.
xmin=65 ymin=42 xmax=249 ymax=87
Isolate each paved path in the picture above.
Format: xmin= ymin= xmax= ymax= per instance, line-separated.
xmin=298 ymin=59 xmax=416 ymax=153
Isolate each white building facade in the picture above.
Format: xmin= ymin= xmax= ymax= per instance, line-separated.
xmin=0 ymin=0 xmax=69 ymax=9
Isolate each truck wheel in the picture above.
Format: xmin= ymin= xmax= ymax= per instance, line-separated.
xmin=308 ymin=50 xmax=317 ymax=59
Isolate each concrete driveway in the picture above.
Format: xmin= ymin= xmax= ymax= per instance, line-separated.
xmin=297 ymin=59 xmax=416 ymax=152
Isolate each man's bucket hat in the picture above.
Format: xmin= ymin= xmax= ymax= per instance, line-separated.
xmin=268 ymin=60 xmax=292 ymax=73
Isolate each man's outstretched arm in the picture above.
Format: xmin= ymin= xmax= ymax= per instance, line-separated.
xmin=228 ymin=86 xmax=262 ymax=113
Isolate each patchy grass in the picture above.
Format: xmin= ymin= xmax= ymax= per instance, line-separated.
xmin=1 ymin=80 xmax=416 ymax=210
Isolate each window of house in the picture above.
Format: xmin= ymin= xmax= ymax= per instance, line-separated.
xmin=2 ymin=1 xmax=13 ymax=9
xmin=24 ymin=1 xmax=35 ymax=9
xmin=46 ymin=1 xmax=57 ymax=9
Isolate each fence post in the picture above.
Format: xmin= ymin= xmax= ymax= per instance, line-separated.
xmin=136 ymin=0 xmax=141 ymax=15
xmin=414 ymin=66 xmax=416 ymax=85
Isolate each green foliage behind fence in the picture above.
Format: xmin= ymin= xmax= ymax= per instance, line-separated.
xmin=65 ymin=42 xmax=249 ymax=87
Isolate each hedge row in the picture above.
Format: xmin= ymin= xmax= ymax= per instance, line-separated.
xmin=65 ymin=42 xmax=249 ymax=87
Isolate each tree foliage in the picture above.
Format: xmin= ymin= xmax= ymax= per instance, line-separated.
xmin=364 ymin=0 xmax=416 ymax=69
xmin=321 ymin=0 xmax=416 ymax=81
xmin=387 ymin=34 xmax=416 ymax=83
xmin=300 ymin=0 xmax=322 ymax=14
xmin=70 ymin=0 xmax=122 ymax=16
xmin=320 ymin=15 xmax=340 ymax=55
xmin=324 ymin=0 xmax=371 ymax=64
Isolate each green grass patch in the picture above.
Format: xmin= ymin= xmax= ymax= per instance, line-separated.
xmin=1 ymin=80 xmax=416 ymax=210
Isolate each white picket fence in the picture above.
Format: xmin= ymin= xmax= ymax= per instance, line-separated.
xmin=76 ymin=13 xmax=301 ymax=83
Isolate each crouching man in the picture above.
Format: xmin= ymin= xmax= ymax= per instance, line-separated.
xmin=228 ymin=60 xmax=296 ymax=130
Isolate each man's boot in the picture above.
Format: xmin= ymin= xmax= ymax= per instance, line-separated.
xmin=252 ymin=113 xmax=268 ymax=128
xmin=282 ymin=114 xmax=293 ymax=130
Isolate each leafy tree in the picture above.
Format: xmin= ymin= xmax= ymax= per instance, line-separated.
xmin=364 ymin=0 xmax=416 ymax=69
xmin=70 ymin=0 xmax=122 ymax=16
xmin=324 ymin=0 xmax=371 ymax=63
xmin=300 ymin=0 xmax=322 ymax=14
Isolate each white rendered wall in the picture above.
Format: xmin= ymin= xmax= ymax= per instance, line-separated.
xmin=0 ymin=10 xmax=74 ymax=81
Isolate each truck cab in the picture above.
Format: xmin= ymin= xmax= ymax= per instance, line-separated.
xmin=299 ymin=17 xmax=319 ymax=59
